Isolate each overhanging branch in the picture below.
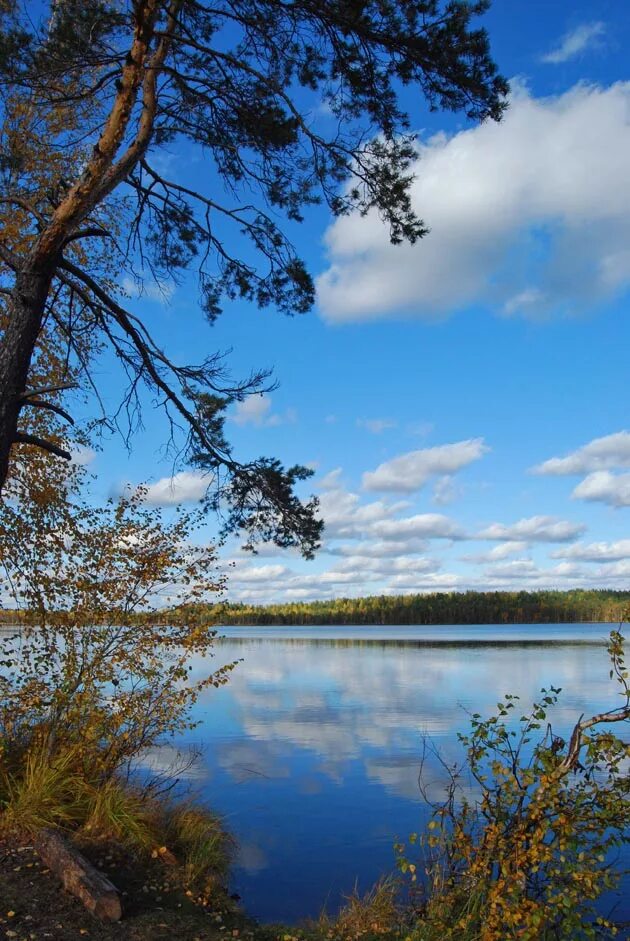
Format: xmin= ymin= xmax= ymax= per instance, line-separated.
xmin=13 ymin=431 xmax=72 ymax=461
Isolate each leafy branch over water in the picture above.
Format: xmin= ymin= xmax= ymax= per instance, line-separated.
xmin=396 ymin=629 xmax=630 ymax=940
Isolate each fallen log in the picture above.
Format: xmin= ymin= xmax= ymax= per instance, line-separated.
xmin=33 ymin=828 xmax=122 ymax=921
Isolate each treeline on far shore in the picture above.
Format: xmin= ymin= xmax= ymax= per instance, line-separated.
xmin=214 ymin=589 xmax=630 ymax=627
xmin=2 ymin=589 xmax=629 ymax=628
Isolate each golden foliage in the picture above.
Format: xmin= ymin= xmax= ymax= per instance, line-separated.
xmin=397 ymin=632 xmax=630 ymax=940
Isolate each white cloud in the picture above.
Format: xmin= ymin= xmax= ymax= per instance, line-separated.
xmin=143 ymin=471 xmax=212 ymax=505
xmin=70 ymin=444 xmax=96 ymax=466
xmin=384 ymin=572 xmax=465 ymax=591
xmin=334 ymin=555 xmax=441 ymax=576
xmin=432 ymin=475 xmax=460 ymax=506
xmin=484 ymin=559 xmax=584 ymax=582
xmin=329 ymin=538 xmax=429 ymax=558
xmin=226 ymin=563 xmax=290 ymax=584
xmin=121 ymin=275 xmax=174 ymax=304
xmin=572 ymin=471 xmax=630 ymax=508
xmin=363 ymin=438 xmax=488 ymax=492
xmin=595 ymin=560 xmax=630 ymax=580
xmin=318 ymin=468 xmax=344 ymax=490
xmin=532 ymin=431 xmax=630 ymax=475
xmin=357 ymin=418 xmax=397 ymax=434
xmin=318 ymin=82 xmax=630 ymax=322
xmin=317 ymin=478 xmax=410 ymax=539
xmin=541 ymin=22 xmax=605 ymax=65
xmin=371 ymin=513 xmax=463 ymax=541
xmin=231 ymin=394 xmax=296 ymax=427
xmin=551 ymin=540 xmax=630 ymax=562
xmin=478 ymin=515 xmax=585 ymax=543
xmin=502 ymin=288 xmax=544 ymax=316
xmin=462 ymin=541 xmax=529 ymax=564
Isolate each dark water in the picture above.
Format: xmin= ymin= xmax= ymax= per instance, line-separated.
xmin=147 ymin=624 xmax=629 ymax=925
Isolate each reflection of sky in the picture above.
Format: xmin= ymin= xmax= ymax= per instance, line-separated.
xmin=162 ymin=626 xmax=628 ymax=924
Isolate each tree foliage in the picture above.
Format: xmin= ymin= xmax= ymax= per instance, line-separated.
xmin=397 ymin=631 xmax=630 ymax=939
xmin=0 ymin=442 xmax=234 ymax=786
xmin=211 ymin=590 xmax=630 ymax=627
xmin=0 ymin=0 xmax=507 ymax=553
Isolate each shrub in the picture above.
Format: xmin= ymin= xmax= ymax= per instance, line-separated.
xmin=397 ymin=630 xmax=630 ymax=940
xmin=0 ymin=442 xmax=236 ymax=897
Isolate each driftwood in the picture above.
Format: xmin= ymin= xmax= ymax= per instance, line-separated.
xmin=33 ymin=828 xmax=122 ymax=921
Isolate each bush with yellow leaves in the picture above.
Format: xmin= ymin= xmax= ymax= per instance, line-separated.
xmin=397 ymin=630 xmax=630 ymax=940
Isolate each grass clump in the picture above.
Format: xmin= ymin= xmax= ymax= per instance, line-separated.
xmin=0 ymin=744 xmax=86 ymax=832
xmin=164 ymin=803 xmax=233 ymax=893
xmin=315 ymin=878 xmax=403 ymax=941
xmin=81 ymin=777 xmax=156 ymax=851
xmin=0 ymin=740 xmax=233 ymax=904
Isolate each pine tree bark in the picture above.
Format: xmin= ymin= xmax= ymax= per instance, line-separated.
xmin=0 ymin=262 xmax=55 ymax=489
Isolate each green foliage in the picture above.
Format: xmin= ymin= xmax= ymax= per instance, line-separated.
xmin=0 ymin=0 xmax=507 ymax=551
xmin=215 ymin=590 xmax=630 ymax=627
xmin=0 ymin=445 xmax=235 ymax=892
xmin=396 ymin=630 xmax=630 ymax=940
xmin=0 ymin=451 xmax=236 ymax=781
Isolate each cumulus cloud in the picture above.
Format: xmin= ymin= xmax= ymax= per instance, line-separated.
xmin=225 ymin=563 xmax=291 ymax=584
xmin=432 ymin=475 xmax=460 ymax=506
xmin=334 ymin=555 xmax=441 ymax=576
xmin=329 ymin=539 xmax=429 ymax=558
xmin=142 ymin=471 xmax=212 ymax=505
xmin=572 ymin=471 xmax=630 ymax=508
xmin=363 ymin=438 xmax=488 ymax=493
xmin=318 ymin=481 xmax=409 ymax=539
xmin=484 ymin=559 xmax=584 ymax=582
xmin=317 ymin=82 xmax=630 ymax=322
xmin=532 ymin=431 xmax=630 ymax=475
xmin=551 ymin=540 xmax=630 ymax=562
xmin=462 ymin=541 xmax=529 ymax=564
xmin=371 ymin=513 xmax=463 ymax=541
xmin=231 ymin=394 xmax=296 ymax=427
xmin=541 ymin=22 xmax=605 ymax=64
xmin=595 ymin=560 xmax=630 ymax=580
xmin=478 ymin=515 xmax=585 ymax=543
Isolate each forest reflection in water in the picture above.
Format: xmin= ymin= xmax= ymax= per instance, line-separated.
xmin=152 ymin=624 xmax=627 ymax=924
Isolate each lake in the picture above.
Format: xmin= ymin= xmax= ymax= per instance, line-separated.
xmin=149 ymin=624 xmax=629 ymax=926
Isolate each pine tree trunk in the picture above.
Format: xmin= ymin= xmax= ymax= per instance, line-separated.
xmin=0 ymin=263 xmax=53 ymax=490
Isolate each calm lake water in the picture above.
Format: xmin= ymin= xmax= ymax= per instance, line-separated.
xmin=153 ymin=624 xmax=629 ymax=925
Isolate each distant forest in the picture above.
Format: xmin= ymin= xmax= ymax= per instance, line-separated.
xmin=217 ymin=590 xmax=630 ymax=626
xmin=2 ymin=589 xmax=629 ymax=628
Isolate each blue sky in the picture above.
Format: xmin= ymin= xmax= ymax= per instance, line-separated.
xmin=82 ymin=2 xmax=630 ymax=603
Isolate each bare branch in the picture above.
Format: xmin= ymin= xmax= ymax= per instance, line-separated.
xmin=63 ymin=227 xmax=114 ymax=246
xmin=20 ymin=383 xmax=77 ymax=400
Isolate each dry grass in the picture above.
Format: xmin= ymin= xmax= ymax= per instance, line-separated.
xmin=0 ymin=742 xmax=232 ymax=901
xmin=0 ymin=745 xmax=85 ymax=832
xmin=316 ymin=877 xmax=402 ymax=941
xmin=164 ymin=803 xmax=233 ymax=892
